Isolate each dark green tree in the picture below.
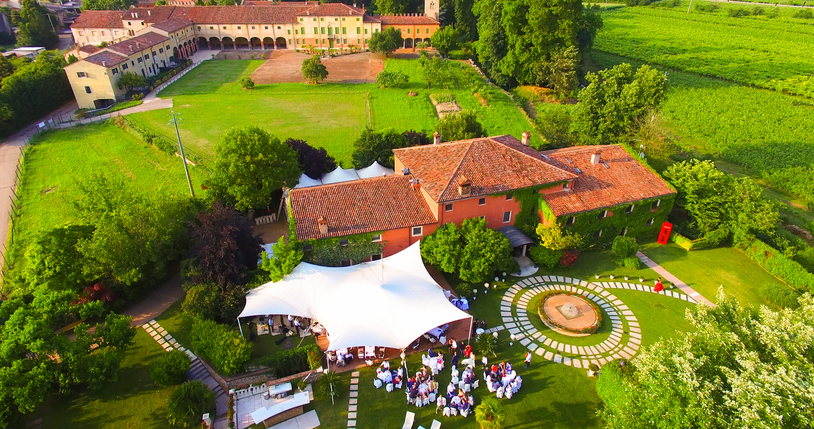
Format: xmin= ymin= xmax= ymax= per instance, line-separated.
xmin=572 ymin=63 xmax=667 ymax=145
xmin=421 ymin=53 xmax=446 ymax=88
xmin=301 ymin=55 xmax=328 ymax=84
xmin=12 ymin=0 xmax=58 ymax=49
xmin=82 ymin=0 xmax=138 ymax=9
xmin=373 ymin=0 xmax=411 ymax=14
xmin=453 ymin=0 xmax=477 ymax=41
xmin=536 ymin=104 xmax=573 ymax=148
xmin=205 ymin=126 xmax=301 ymax=211
xmin=150 ymin=350 xmax=191 ymax=386
xmin=375 ymin=70 xmax=409 ymax=88
xmin=24 ymin=224 xmax=95 ymax=292
xmin=351 ymin=128 xmax=409 ymax=169
xmin=284 ymin=138 xmax=337 ymax=180
xmin=434 ymin=110 xmax=486 ymax=142
xmin=117 ymin=71 xmax=147 ymax=92
xmin=368 ymin=27 xmax=404 ymax=57
xmin=0 ymin=52 xmax=71 ymax=138
xmin=0 ymin=55 xmax=14 ymax=82
xmin=473 ymin=0 xmax=512 ymax=88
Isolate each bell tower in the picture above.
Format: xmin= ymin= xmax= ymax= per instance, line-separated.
xmin=425 ymin=0 xmax=438 ymax=19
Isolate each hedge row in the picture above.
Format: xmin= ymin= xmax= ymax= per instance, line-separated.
xmin=737 ymin=236 xmax=814 ymax=294
xmin=114 ymin=116 xmax=176 ymax=155
xmin=190 ymin=318 xmax=253 ymax=376
xmin=255 ymin=344 xmax=321 ymax=378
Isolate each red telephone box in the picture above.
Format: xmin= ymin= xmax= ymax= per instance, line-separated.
xmin=657 ymin=222 xmax=673 ymax=245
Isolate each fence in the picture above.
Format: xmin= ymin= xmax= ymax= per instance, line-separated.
xmin=255 ymin=214 xmax=277 ymax=225
xmin=153 ymin=60 xmax=204 ymax=95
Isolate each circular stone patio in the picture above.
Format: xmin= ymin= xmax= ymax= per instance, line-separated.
xmin=496 ymin=276 xmax=698 ymax=368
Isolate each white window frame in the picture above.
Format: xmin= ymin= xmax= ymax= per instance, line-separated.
xmin=563 ymin=181 xmax=570 ymax=190
xmin=566 ymin=216 xmax=576 ymax=225
xmin=444 ymin=203 xmax=453 ymax=212
xmin=478 ymin=198 xmax=486 ymax=206
xmin=626 ymin=204 xmax=635 ymax=214
xmin=503 ymin=211 xmax=512 ymax=223
xmin=77 ymin=71 xmax=87 ymax=78
xmin=505 ymin=194 xmax=512 ymax=200
xmin=652 ymin=199 xmax=661 ymax=210
xmin=372 ymin=234 xmax=382 ymax=243
xmin=620 ymin=227 xmax=628 ymax=236
xmin=598 ymin=210 xmax=608 ymax=220
xmin=593 ymin=229 xmax=603 ymax=238
xmin=646 ymin=218 xmax=655 ymax=227
xmin=412 ymin=226 xmax=424 ymax=237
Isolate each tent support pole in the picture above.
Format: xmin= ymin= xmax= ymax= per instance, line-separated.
xmin=467 ymin=316 xmax=473 ymax=344
xmin=238 ymin=317 xmax=245 ymax=339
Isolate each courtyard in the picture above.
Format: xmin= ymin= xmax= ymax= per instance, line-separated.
xmin=250 ymin=51 xmax=385 ymax=84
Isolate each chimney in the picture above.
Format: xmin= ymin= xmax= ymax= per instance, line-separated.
xmin=591 ymin=150 xmax=602 ymax=165
xmin=402 ymin=167 xmax=410 ymax=175
xmin=457 ymin=175 xmax=471 ymax=197
xmin=433 ymin=131 xmax=440 ymax=145
xmin=136 ymin=42 xmax=141 ymax=49
xmin=129 ymin=45 xmax=133 ymax=52
xmin=521 ymin=131 xmax=530 ymax=146
xmin=317 ymin=216 xmax=328 ymax=234
xmin=411 ymin=178 xmax=420 ymax=190
xmin=148 ymin=10 xmax=151 ymax=15
xmin=102 ymin=60 xmax=107 ymax=67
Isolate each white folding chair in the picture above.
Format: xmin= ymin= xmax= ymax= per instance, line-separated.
xmin=443 ymin=407 xmax=451 ymax=417
xmin=461 ymin=409 xmax=469 ymax=418
xmin=431 ymin=420 xmax=442 ymax=429
xmin=429 ymin=392 xmax=436 ymax=403
xmin=450 ymin=408 xmax=458 ymax=416
xmin=473 ymin=379 xmax=479 ymax=390
xmin=402 ymin=411 xmax=415 ymax=429
xmin=386 ymin=383 xmax=394 ymax=392
xmin=374 ymin=379 xmax=383 ymax=389
xmin=365 ymin=346 xmax=376 ymax=359
xmin=496 ymin=387 xmax=504 ymax=399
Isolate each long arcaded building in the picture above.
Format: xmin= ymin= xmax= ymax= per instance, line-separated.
xmin=65 ymin=1 xmax=439 ymax=109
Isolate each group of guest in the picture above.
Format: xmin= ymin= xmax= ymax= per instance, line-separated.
xmin=483 ymin=361 xmax=522 ymax=399
xmin=406 ymin=366 xmax=440 ymax=405
xmin=437 ymin=384 xmax=475 ymax=417
xmin=374 ymin=360 xmax=404 ymax=391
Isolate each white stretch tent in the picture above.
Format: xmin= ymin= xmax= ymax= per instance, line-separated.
xmin=321 ymin=166 xmax=360 ymax=184
xmin=356 ymin=161 xmax=395 ymax=179
xmin=238 ymin=242 xmax=472 ymax=351
xmin=293 ymin=173 xmax=323 ymax=189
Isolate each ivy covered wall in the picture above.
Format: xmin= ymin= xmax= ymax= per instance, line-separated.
xmin=302 ymin=232 xmax=385 ymax=267
xmin=542 ymin=194 xmax=676 ymax=249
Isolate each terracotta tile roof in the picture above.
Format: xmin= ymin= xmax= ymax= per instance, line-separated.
xmin=290 ymin=175 xmax=437 ymax=241
xmin=379 ymin=15 xmax=439 ymax=25
xmin=83 ymin=50 xmax=128 ymax=67
xmin=70 ymin=10 xmax=124 ymax=29
xmin=393 ymin=135 xmax=577 ymax=203
xmin=300 ymin=3 xmax=366 ymax=16
xmin=78 ymin=44 xmax=102 ymax=54
xmin=541 ymin=145 xmax=676 ymax=216
xmin=105 ymin=31 xmax=169 ymax=55
xmin=172 ymin=5 xmax=306 ymax=24
xmin=123 ymin=6 xmax=178 ymax=23
xmin=151 ymin=17 xmax=193 ymax=32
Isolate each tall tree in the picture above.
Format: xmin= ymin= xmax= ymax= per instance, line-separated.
xmin=188 ymin=201 xmax=263 ymax=286
xmin=0 ymin=52 xmax=71 ymax=138
xmin=259 ymin=236 xmax=303 ymax=282
xmin=284 ymin=138 xmax=337 ymax=180
xmin=369 ymin=27 xmax=404 ymax=57
xmin=0 ymin=55 xmax=14 ymax=82
xmin=82 ymin=0 xmax=138 ymax=10
xmin=664 ymin=159 xmax=778 ymax=244
xmin=453 ymin=0 xmax=477 ymax=41
xmin=351 ymin=128 xmax=409 ymax=169
xmin=473 ymin=0 xmax=512 ymax=88
xmin=205 ymin=126 xmax=300 ymax=211
xmin=373 ymin=0 xmax=411 ymax=14
xmin=24 ymin=225 xmax=95 ymax=292
xmin=12 ymin=0 xmax=58 ymax=49
xmin=597 ymin=291 xmax=814 ymax=429
xmin=434 ymin=110 xmax=486 ymax=142
xmin=572 ymin=63 xmax=667 ymax=145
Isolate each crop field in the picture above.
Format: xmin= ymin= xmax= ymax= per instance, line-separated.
xmin=594 ymin=6 xmax=814 ymax=97
xmin=132 ymin=58 xmax=540 ymax=166
xmin=591 ymin=51 xmax=814 ymax=205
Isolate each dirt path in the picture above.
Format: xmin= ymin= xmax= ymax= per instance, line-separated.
xmin=124 ymin=272 xmax=185 ymax=327
xmin=251 ymin=51 xmax=384 ymax=84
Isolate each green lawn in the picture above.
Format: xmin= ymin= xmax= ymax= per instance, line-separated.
xmin=130 ymin=57 xmax=541 ymax=167
xmin=6 ymin=122 xmax=207 ymax=275
xmin=29 ymin=330 xmax=174 ymax=429
xmin=640 ymin=242 xmax=791 ymax=309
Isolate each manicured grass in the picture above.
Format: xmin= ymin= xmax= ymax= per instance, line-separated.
xmin=7 ymin=122 xmax=207 ymax=274
xmin=132 ymin=57 xmax=541 ymax=167
xmin=640 ymin=242 xmax=791 ymax=309
xmin=29 ymin=330 xmax=174 ymax=429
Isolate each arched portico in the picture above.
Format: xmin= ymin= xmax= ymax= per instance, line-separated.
xmin=222 ymin=37 xmax=235 ymax=50
xmin=404 ymin=38 xmax=413 ymax=49
xmin=263 ymin=37 xmax=275 ymax=50
xmin=198 ymin=37 xmax=208 ymax=49
xmin=235 ymin=37 xmax=249 ymax=50
xmin=209 ymin=37 xmax=221 ymax=49
xmin=275 ymin=37 xmax=286 ymax=49
xmin=250 ymin=37 xmax=262 ymax=50
xmin=424 ymin=38 xmax=432 ymax=46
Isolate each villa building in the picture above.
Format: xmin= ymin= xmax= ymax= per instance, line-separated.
xmin=65 ymin=2 xmax=439 ymax=109
xmin=288 ymin=132 xmax=677 ymax=263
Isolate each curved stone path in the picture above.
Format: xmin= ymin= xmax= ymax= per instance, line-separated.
xmin=501 ymin=275 xmax=697 ymax=368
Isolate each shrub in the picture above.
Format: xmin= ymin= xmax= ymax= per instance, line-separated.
xmin=375 ymin=70 xmax=409 ymax=88
xmin=793 ymin=9 xmax=813 ymax=19
xmin=151 ymin=349 xmax=191 ymax=386
xmin=757 ymin=284 xmax=801 ymax=309
xmin=434 ymin=110 xmax=486 ymax=142
xmin=239 ymin=76 xmax=255 ymax=90
xmin=190 ymin=318 xmax=253 ymax=375
xmin=737 ymin=237 xmax=814 ymax=294
xmin=256 ymin=344 xmax=320 ymax=378
xmin=612 ymin=236 xmax=639 ymax=259
xmin=529 ymin=246 xmax=563 ymax=269
xmin=131 ymin=93 xmax=144 ymax=101
xmin=559 ymin=250 xmax=580 ymax=267
xmin=727 ymin=8 xmax=750 ymax=17
xmin=595 ymin=359 xmax=635 ymax=411
xmin=476 ymin=332 xmax=497 ymax=356
xmin=166 ymin=380 xmax=216 ymax=428
xmin=319 ymin=370 xmax=343 ymax=401
xmin=455 ymin=282 xmax=474 ymax=298
xmin=620 ymin=257 xmax=640 ymax=270
xmin=430 ymin=92 xmax=455 ymax=104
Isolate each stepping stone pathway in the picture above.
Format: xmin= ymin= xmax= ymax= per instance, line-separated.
xmin=502 ymin=275 xmax=697 ymax=366
xmin=348 ymin=371 xmax=360 ymax=428
xmin=142 ymin=320 xmax=227 ymax=419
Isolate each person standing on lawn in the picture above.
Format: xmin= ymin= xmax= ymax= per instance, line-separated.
xmin=654 ymin=277 xmax=664 ymax=292
xmin=525 ymin=351 xmax=532 ymax=369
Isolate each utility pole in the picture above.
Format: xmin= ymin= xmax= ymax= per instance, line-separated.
xmin=687 ymin=0 xmax=693 ymax=12
xmin=171 ymin=111 xmax=195 ymax=197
